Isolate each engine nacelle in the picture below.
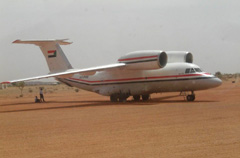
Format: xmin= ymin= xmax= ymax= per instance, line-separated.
xmin=118 ymin=50 xmax=167 ymax=70
xmin=166 ymin=51 xmax=193 ymax=63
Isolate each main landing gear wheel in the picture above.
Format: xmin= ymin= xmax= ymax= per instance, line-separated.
xmin=110 ymin=94 xmax=129 ymax=102
xmin=119 ymin=95 xmax=127 ymax=102
xmin=110 ymin=95 xmax=118 ymax=102
xmin=133 ymin=95 xmax=141 ymax=101
xmin=142 ymin=94 xmax=150 ymax=101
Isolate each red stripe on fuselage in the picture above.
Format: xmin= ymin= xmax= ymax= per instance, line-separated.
xmin=48 ymin=50 xmax=55 ymax=53
xmin=69 ymin=73 xmax=211 ymax=84
xmin=204 ymin=73 xmax=211 ymax=75
xmin=118 ymin=55 xmax=158 ymax=62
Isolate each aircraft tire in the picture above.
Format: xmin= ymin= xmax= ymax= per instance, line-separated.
xmin=119 ymin=95 xmax=127 ymax=102
xmin=133 ymin=95 xmax=140 ymax=101
xmin=187 ymin=95 xmax=195 ymax=101
xmin=110 ymin=95 xmax=118 ymax=102
xmin=142 ymin=94 xmax=150 ymax=101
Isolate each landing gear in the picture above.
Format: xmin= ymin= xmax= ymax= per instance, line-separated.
xmin=110 ymin=95 xmax=118 ymax=102
xmin=132 ymin=94 xmax=150 ymax=101
xmin=133 ymin=95 xmax=141 ymax=101
xmin=110 ymin=94 xmax=150 ymax=102
xmin=182 ymin=91 xmax=195 ymax=102
xmin=142 ymin=94 xmax=150 ymax=101
xmin=119 ymin=95 xmax=127 ymax=102
xmin=110 ymin=94 xmax=129 ymax=102
xmin=186 ymin=94 xmax=195 ymax=101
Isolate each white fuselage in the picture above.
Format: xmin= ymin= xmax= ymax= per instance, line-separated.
xmin=57 ymin=62 xmax=222 ymax=96
xmin=7 ymin=39 xmax=222 ymax=101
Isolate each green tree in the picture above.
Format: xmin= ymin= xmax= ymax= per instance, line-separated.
xmin=215 ymin=71 xmax=222 ymax=79
xmin=13 ymin=82 xmax=25 ymax=96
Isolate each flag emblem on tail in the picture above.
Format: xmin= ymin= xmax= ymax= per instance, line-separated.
xmin=48 ymin=50 xmax=57 ymax=58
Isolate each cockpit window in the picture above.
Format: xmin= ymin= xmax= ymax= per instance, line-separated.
xmin=194 ymin=68 xmax=202 ymax=72
xmin=190 ymin=68 xmax=195 ymax=73
xmin=185 ymin=68 xmax=190 ymax=73
xmin=185 ymin=68 xmax=202 ymax=74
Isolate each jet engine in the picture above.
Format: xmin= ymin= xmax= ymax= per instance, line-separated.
xmin=166 ymin=51 xmax=193 ymax=63
xmin=118 ymin=50 xmax=167 ymax=70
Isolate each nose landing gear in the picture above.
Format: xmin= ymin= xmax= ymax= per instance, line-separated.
xmin=180 ymin=91 xmax=196 ymax=101
xmin=186 ymin=94 xmax=195 ymax=101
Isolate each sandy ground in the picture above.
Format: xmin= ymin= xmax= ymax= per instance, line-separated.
xmin=0 ymin=82 xmax=240 ymax=158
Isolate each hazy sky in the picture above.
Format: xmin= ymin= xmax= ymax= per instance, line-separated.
xmin=1 ymin=0 xmax=240 ymax=81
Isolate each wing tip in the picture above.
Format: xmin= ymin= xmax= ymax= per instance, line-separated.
xmin=12 ymin=39 xmax=21 ymax=43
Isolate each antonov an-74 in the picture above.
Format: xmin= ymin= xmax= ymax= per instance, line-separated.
xmin=2 ymin=39 xmax=222 ymax=102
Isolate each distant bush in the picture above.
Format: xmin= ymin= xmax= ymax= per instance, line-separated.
xmin=48 ymin=90 xmax=53 ymax=93
xmin=75 ymin=89 xmax=79 ymax=92
xmin=28 ymin=88 xmax=33 ymax=93
xmin=215 ymin=71 xmax=222 ymax=79
xmin=215 ymin=72 xmax=240 ymax=81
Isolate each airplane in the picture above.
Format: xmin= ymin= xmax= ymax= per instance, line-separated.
xmin=1 ymin=39 xmax=222 ymax=102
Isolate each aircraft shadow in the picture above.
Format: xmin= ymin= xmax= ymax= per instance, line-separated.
xmin=0 ymin=95 xmax=218 ymax=113
xmin=0 ymin=100 xmax=98 ymax=107
xmin=0 ymin=101 xmax=128 ymax=113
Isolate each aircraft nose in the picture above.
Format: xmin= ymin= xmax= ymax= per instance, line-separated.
xmin=212 ymin=77 xmax=222 ymax=88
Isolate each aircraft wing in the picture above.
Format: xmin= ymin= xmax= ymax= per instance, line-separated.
xmin=1 ymin=63 xmax=125 ymax=84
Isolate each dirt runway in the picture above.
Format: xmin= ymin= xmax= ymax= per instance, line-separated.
xmin=0 ymin=81 xmax=240 ymax=158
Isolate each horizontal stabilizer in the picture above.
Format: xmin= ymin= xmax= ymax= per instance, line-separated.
xmin=13 ymin=39 xmax=73 ymax=73
xmin=13 ymin=39 xmax=72 ymax=46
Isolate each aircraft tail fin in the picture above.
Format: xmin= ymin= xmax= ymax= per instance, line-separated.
xmin=13 ymin=39 xmax=73 ymax=73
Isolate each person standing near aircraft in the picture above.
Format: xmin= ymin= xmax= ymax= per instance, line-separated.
xmin=39 ymin=88 xmax=45 ymax=102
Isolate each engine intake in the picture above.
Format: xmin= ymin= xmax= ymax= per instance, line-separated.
xmin=118 ymin=50 xmax=167 ymax=70
xmin=166 ymin=51 xmax=193 ymax=63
